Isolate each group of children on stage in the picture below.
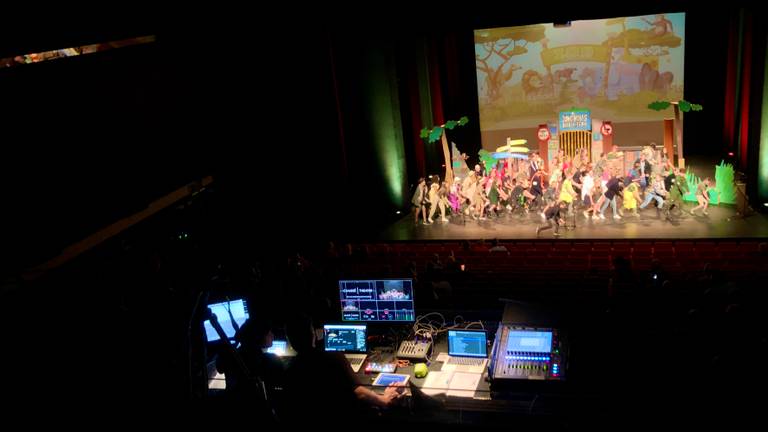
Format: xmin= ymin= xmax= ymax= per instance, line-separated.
xmin=411 ymin=144 xmax=715 ymax=237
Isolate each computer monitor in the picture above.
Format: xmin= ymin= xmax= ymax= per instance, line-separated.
xmin=204 ymin=298 xmax=250 ymax=342
xmin=323 ymin=324 xmax=367 ymax=353
xmin=448 ymin=330 xmax=488 ymax=358
xmin=505 ymin=330 xmax=553 ymax=353
xmin=339 ymin=279 xmax=415 ymax=322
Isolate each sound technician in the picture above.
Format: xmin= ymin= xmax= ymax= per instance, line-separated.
xmin=282 ymin=314 xmax=405 ymax=424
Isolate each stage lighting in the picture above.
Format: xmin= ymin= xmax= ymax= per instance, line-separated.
xmin=763 ymin=203 xmax=768 ymax=208
xmin=396 ymin=210 xmax=402 ymax=214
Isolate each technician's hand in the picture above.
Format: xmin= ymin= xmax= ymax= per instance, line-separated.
xmin=382 ymin=383 xmax=405 ymax=405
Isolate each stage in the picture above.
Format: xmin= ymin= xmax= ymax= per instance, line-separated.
xmin=380 ymin=204 xmax=768 ymax=240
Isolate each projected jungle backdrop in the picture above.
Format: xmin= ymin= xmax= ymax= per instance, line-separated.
xmin=474 ymin=13 xmax=685 ymax=148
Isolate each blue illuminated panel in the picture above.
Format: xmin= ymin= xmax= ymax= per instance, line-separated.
xmin=204 ymin=299 xmax=250 ymax=342
xmin=324 ymin=324 xmax=367 ymax=352
xmin=505 ymin=330 xmax=553 ymax=353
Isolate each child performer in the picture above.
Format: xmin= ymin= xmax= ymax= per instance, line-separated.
xmin=448 ymin=178 xmax=462 ymax=214
xmin=536 ymin=201 xmax=568 ymax=237
xmin=581 ymin=166 xmax=597 ymax=219
xmin=639 ymin=173 xmax=668 ymax=215
xmin=622 ymin=181 xmax=642 ymax=217
xmin=690 ymin=177 xmax=714 ymax=216
xmin=559 ymin=168 xmax=577 ymax=216
xmin=411 ymin=177 xmax=429 ymax=224
xmin=428 ymin=182 xmax=449 ymax=223
xmin=665 ymin=167 xmax=688 ymax=219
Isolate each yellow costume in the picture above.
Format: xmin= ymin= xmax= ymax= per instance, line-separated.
xmin=623 ymin=183 xmax=638 ymax=209
xmin=559 ymin=178 xmax=575 ymax=203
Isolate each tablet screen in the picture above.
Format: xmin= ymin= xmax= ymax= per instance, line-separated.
xmin=373 ymin=373 xmax=410 ymax=386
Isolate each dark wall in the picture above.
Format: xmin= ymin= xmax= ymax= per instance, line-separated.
xmin=1 ymin=41 xmax=206 ymax=272
xmin=1 ymin=21 xmax=350 ymax=273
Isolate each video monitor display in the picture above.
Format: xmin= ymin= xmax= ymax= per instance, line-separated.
xmin=339 ymin=279 xmax=415 ymax=322
xmin=323 ymin=324 xmax=368 ymax=352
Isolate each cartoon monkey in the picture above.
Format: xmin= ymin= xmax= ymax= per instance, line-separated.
xmin=643 ymin=14 xmax=673 ymax=37
xmin=553 ymin=68 xmax=577 ymax=83
xmin=640 ymin=63 xmax=674 ymax=94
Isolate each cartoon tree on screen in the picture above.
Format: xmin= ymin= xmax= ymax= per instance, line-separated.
xmin=475 ymin=26 xmax=546 ymax=102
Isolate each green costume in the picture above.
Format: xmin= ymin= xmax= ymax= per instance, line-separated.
xmin=669 ymin=174 xmax=688 ymax=203
xmin=488 ymin=181 xmax=499 ymax=205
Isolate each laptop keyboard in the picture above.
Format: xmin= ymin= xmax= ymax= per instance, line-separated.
xmin=447 ymin=357 xmax=485 ymax=366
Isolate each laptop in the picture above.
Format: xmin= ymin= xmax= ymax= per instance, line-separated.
xmin=323 ymin=324 xmax=368 ymax=372
xmin=264 ymin=340 xmax=296 ymax=357
xmin=441 ymin=329 xmax=488 ymax=373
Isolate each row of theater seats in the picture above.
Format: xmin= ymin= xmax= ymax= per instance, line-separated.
xmin=354 ymin=240 xmax=764 ymax=271
xmin=367 ymin=240 xmax=762 ymax=254
xmin=325 ymin=240 xmax=767 ymax=307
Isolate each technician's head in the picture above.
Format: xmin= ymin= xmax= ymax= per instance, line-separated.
xmin=286 ymin=313 xmax=316 ymax=353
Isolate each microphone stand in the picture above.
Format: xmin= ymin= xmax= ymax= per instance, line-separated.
xmin=187 ymin=288 xmax=210 ymax=400
xmin=208 ymin=312 xmax=276 ymax=421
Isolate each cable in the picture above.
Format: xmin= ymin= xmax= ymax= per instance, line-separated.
xmin=528 ymin=394 xmax=540 ymax=415
xmin=409 ymin=312 xmax=489 ymax=363
xmin=224 ymin=297 xmax=240 ymax=334
xmin=410 ymin=312 xmax=446 ymax=363
xmin=412 ymin=312 xmax=487 ymax=339
xmin=462 ymin=321 xmax=485 ymax=330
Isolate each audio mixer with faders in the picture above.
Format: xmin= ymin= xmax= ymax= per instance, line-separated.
xmin=489 ymin=324 xmax=565 ymax=385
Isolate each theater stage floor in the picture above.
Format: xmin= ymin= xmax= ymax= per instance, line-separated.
xmin=380 ymin=204 xmax=768 ymax=240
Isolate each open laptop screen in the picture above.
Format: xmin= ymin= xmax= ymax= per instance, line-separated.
xmin=448 ymin=330 xmax=488 ymax=358
xmin=266 ymin=340 xmax=287 ymax=356
xmin=324 ymin=324 xmax=367 ymax=353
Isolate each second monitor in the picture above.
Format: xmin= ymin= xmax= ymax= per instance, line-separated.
xmin=204 ymin=298 xmax=250 ymax=343
xmin=339 ymin=279 xmax=415 ymax=322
